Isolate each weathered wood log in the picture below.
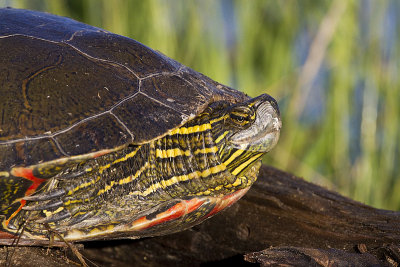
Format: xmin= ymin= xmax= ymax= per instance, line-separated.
xmin=1 ymin=165 xmax=399 ymax=266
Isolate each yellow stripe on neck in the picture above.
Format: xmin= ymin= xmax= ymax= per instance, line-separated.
xmin=97 ymin=162 xmax=149 ymax=196
xmin=155 ymin=146 xmax=218 ymax=159
xmin=99 ymin=146 xmax=141 ymax=174
xmin=231 ymin=153 xmax=263 ymax=176
xmin=168 ymin=123 xmax=211 ymax=135
xmin=223 ymin=149 xmax=245 ymax=166
xmin=132 ymin=163 xmax=227 ymax=197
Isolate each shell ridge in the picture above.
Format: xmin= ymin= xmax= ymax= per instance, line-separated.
xmin=109 ymin=111 xmax=135 ymax=142
xmin=51 ymin=137 xmax=69 ymax=157
xmin=138 ymin=91 xmax=187 ymax=116
xmin=61 ymin=41 xmax=140 ymax=80
xmin=0 ymin=110 xmax=109 ymax=145
xmin=65 ymin=29 xmax=103 ymax=42
xmin=0 ymin=91 xmax=146 ymax=145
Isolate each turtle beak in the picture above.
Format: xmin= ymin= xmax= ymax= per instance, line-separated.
xmin=229 ymin=94 xmax=281 ymax=152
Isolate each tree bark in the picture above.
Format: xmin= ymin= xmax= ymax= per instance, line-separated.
xmin=1 ymin=165 xmax=399 ymax=266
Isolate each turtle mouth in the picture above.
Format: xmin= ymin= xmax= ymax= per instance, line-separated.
xmin=228 ymin=95 xmax=281 ymax=152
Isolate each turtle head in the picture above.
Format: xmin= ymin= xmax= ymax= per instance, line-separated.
xmin=210 ymin=94 xmax=281 ymax=175
xmin=226 ymin=94 xmax=281 ymax=152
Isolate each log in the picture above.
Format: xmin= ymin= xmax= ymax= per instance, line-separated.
xmin=1 ymin=165 xmax=399 ymax=266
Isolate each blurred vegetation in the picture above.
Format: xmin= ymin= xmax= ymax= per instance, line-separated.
xmin=1 ymin=0 xmax=399 ymax=210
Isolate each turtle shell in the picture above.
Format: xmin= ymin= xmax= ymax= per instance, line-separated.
xmin=0 ymin=8 xmax=248 ymax=172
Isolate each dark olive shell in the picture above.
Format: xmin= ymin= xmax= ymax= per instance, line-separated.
xmin=0 ymin=8 xmax=247 ymax=170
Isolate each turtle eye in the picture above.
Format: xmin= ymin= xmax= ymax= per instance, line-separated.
xmin=228 ymin=106 xmax=254 ymax=128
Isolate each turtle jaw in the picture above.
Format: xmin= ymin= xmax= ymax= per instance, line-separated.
xmin=228 ymin=94 xmax=281 ymax=152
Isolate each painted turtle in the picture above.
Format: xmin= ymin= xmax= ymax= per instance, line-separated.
xmin=0 ymin=8 xmax=281 ymax=243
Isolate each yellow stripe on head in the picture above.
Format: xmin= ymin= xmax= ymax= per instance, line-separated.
xmin=210 ymin=115 xmax=227 ymax=125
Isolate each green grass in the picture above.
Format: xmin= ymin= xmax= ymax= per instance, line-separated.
xmin=2 ymin=0 xmax=399 ymax=210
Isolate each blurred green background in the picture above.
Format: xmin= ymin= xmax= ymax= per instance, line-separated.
xmin=1 ymin=0 xmax=399 ymax=210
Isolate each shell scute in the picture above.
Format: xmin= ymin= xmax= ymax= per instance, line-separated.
xmin=111 ymin=93 xmax=185 ymax=144
xmin=66 ymin=31 xmax=182 ymax=78
xmin=0 ymin=8 xmax=100 ymax=41
xmin=54 ymin=113 xmax=132 ymax=156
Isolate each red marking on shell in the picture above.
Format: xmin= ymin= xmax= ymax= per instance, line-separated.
xmin=206 ymin=188 xmax=249 ymax=218
xmin=11 ymin=167 xmax=46 ymax=196
xmin=92 ymin=149 xmax=113 ymax=158
xmin=130 ymin=198 xmax=204 ymax=231
xmin=129 ymin=190 xmax=248 ymax=232
xmin=187 ymin=198 xmax=204 ymax=213
xmin=6 ymin=167 xmax=46 ymax=226
xmin=0 ymin=230 xmax=17 ymax=239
